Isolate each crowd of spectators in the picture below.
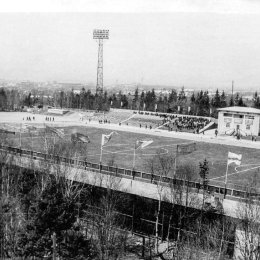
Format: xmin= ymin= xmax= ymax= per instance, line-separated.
xmin=173 ymin=116 xmax=210 ymax=132
xmin=133 ymin=111 xmax=211 ymax=133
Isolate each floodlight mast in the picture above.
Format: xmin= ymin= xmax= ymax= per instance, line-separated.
xmin=93 ymin=29 xmax=109 ymax=95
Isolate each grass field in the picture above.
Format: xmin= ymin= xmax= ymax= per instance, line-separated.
xmin=5 ymin=124 xmax=260 ymax=189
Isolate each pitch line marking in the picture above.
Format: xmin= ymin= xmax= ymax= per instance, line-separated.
xmin=102 ymin=143 xmax=169 ymax=156
xmin=235 ymin=163 xmax=260 ymax=172
xmin=209 ymin=165 xmax=260 ymax=181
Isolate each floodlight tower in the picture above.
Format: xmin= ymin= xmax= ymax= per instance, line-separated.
xmin=93 ymin=29 xmax=109 ymax=95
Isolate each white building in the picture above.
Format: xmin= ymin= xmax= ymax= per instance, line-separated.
xmin=218 ymin=106 xmax=260 ymax=136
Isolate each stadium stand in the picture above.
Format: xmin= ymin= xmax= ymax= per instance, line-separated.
xmin=132 ymin=111 xmax=212 ymax=133
xmin=89 ymin=109 xmax=134 ymax=124
xmin=125 ymin=113 xmax=163 ymax=129
xmin=171 ymin=116 xmax=211 ymax=133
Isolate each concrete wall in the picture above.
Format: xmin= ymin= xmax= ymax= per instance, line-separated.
xmin=3 ymin=152 xmax=245 ymax=219
xmin=48 ymin=108 xmax=68 ymax=115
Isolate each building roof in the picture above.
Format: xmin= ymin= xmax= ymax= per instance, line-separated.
xmin=218 ymin=106 xmax=260 ymax=115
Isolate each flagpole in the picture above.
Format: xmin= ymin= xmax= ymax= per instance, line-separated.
xmin=99 ymin=136 xmax=103 ymax=171
xmin=30 ymin=129 xmax=33 ymax=150
xmin=174 ymin=156 xmax=177 ymax=178
xmin=133 ymin=144 xmax=136 ymax=170
xmin=224 ymin=161 xmax=229 ymax=199
xmin=44 ymin=123 xmax=47 ymax=153
xmin=32 ymin=131 xmax=33 ymax=151
xmin=99 ymin=145 xmax=103 ymax=164
xmin=174 ymin=145 xmax=178 ymax=178
xmin=53 ymin=134 xmax=56 ymax=147
xmin=19 ymin=123 xmax=22 ymax=149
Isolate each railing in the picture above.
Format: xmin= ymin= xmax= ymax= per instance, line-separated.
xmin=0 ymin=144 xmax=259 ymax=201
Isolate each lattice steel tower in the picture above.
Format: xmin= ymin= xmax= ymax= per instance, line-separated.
xmin=93 ymin=29 xmax=109 ymax=95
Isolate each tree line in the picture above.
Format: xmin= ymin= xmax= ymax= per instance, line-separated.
xmin=1 ymin=86 xmax=259 ymax=118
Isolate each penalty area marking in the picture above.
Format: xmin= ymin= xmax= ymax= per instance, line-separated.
xmin=235 ymin=163 xmax=260 ymax=172
xmin=209 ymin=164 xmax=260 ymax=181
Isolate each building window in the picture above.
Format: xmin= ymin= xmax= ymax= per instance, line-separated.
xmin=224 ymin=113 xmax=232 ymax=117
xmin=226 ymin=123 xmax=230 ymax=128
xmin=234 ymin=114 xmax=244 ymax=118
xmin=246 ymin=125 xmax=250 ymax=130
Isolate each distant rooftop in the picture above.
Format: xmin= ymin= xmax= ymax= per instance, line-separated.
xmin=218 ymin=106 xmax=260 ymax=115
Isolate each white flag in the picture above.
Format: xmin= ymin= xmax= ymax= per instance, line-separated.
xmin=228 ymin=152 xmax=242 ymax=166
xmin=101 ymin=131 xmax=116 ymax=146
xmin=54 ymin=128 xmax=65 ymax=139
xmin=46 ymin=125 xmax=65 ymax=139
xmin=135 ymin=139 xmax=153 ymax=150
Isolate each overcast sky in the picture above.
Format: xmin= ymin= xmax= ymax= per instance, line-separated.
xmin=1 ymin=0 xmax=260 ymax=90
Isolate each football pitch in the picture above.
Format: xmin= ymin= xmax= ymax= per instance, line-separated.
xmin=9 ymin=124 xmax=260 ymax=189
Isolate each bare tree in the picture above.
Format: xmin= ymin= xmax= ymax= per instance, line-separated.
xmin=84 ymin=172 xmax=130 ymax=260
xmin=145 ymin=151 xmax=177 ymax=255
xmin=235 ymin=192 xmax=260 ymax=260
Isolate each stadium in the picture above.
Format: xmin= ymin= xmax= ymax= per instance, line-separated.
xmin=1 ymin=107 xmax=260 ymax=198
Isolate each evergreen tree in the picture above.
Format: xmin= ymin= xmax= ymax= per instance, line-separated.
xmin=79 ymin=88 xmax=86 ymax=109
xmin=0 ymin=88 xmax=7 ymax=110
xmin=59 ymin=90 xmax=65 ymax=109
xmin=140 ymin=91 xmax=145 ymax=110
xmin=196 ymin=91 xmax=210 ymax=116
xmin=69 ymin=90 xmax=75 ymax=108
xmin=212 ymin=89 xmax=221 ymax=108
xmin=144 ymin=89 xmax=156 ymax=111
xmin=163 ymin=95 xmax=168 ymax=113
xmin=220 ymin=91 xmax=227 ymax=108
xmin=238 ymin=96 xmax=245 ymax=107
xmin=229 ymin=95 xmax=234 ymax=106
xmin=234 ymin=93 xmax=240 ymax=106
xmin=150 ymin=88 xmax=156 ymax=110
xmin=189 ymin=92 xmax=196 ymax=115
xmin=190 ymin=92 xmax=196 ymax=104
xmin=18 ymin=177 xmax=92 ymax=259
xmin=168 ymin=89 xmax=177 ymax=112
xmin=23 ymin=92 xmax=32 ymax=108
xmin=111 ymin=93 xmax=117 ymax=108
xmin=121 ymin=94 xmax=128 ymax=108
xmin=133 ymin=87 xmax=139 ymax=110
xmin=253 ymin=92 xmax=260 ymax=108
xmin=199 ymin=159 xmax=209 ymax=188
xmin=178 ymin=86 xmax=186 ymax=102
xmin=100 ymin=91 xmax=109 ymax=111
xmin=195 ymin=91 xmax=204 ymax=115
